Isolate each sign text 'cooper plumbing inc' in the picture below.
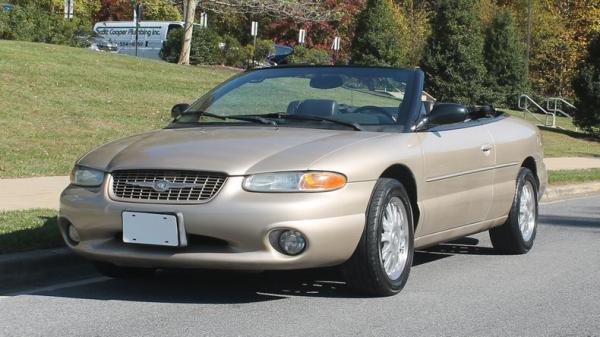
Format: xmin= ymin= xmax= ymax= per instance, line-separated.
xmin=95 ymin=27 xmax=163 ymax=38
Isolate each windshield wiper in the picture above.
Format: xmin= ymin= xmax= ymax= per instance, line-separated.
xmin=252 ymin=113 xmax=363 ymax=131
xmin=181 ymin=111 xmax=277 ymax=126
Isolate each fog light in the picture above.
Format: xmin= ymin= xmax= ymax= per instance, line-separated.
xmin=68 ymin=224 xmax=80 ymax=243
xmin=278 ymin=230 xmax=306 ymax=255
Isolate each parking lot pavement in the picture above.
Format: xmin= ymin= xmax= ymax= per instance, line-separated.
xmin=0 ymin=195 xmax=599 ymax=337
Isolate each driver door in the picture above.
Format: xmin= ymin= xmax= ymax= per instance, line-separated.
xmin=418 ymin=121 xmax=495 ymax=236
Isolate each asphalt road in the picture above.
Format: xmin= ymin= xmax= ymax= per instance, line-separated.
xmin=1 ymin=195 xmax=599 ymax=337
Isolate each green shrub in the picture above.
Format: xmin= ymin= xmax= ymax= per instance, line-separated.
xmin=288 ymin=46 xmax=330 ymax=65
xmin=0 ymin=4 xmax=91 ymax=46
xmin=420 ymin=0 xmax=486 ymax=105
xmin=253 ymin=38 xmax=275 ymax=61
xmin=160 ymin=27 xmax=183 ymax=62
xmin=160 ymin=27 xmax=222 ymax=65
xmin=350 ymin=0 xmax=408 ymax=67
xmin=221 ymin=34 xmax=249 ymax=68
xmin=572 ymin=34 xmax=600 ymax=136
xmin=483 ymin=9 xmax=527 ymax=107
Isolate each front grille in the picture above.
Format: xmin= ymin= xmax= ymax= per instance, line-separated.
xmin=110 ymin=170 xmax=227 ymax=203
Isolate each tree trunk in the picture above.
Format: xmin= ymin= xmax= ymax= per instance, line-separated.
xmin=178 ymin=0 xmax=198 ymax=65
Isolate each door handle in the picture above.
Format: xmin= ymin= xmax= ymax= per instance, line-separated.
xmin=481 ymin=144 xmax=493 ymax=152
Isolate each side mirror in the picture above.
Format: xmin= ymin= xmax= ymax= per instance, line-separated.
xmin=427 ymin=103 xmax=468 ymax=126
xmin=171 ymin=103 xmax=190 ymax=119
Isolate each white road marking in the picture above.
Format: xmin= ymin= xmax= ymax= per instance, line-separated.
xmin=5 ymin=276 xmax=110 ymax=297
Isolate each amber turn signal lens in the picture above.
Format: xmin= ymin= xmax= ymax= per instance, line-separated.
xmin=299 ymin=172 xmax=346 ymax=191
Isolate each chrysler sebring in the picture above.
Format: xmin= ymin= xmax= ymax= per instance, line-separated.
xmin=59 ymin=66 xmax=546 ymax=296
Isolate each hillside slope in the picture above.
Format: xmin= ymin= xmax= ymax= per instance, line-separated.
xmin=0 ymin=41 xmax=237 ymax=177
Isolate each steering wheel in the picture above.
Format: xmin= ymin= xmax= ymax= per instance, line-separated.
xmin=352 ymin=105 xmax=397 ymax=123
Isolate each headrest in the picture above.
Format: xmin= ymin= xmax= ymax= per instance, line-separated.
xmin=293 ymin=99 xmax=337 ymax=117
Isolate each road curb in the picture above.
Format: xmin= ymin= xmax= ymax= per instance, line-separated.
xmin=542 ymin=182 xmax=600 ymax=202
xmin=0 ymin=247 xmax=95 ymax=293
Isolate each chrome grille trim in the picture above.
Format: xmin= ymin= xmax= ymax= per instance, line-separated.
xmin=109 ymin=170 xmax=227 ymax=204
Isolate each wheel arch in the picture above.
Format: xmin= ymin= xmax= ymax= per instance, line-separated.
xmin=521 ymin=156 xmax=539 ymax=189
xmin=379 ymin=164 xmax=420 ymax=229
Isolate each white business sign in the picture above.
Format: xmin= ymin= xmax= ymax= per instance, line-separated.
xmin=199 ymin=12 xmax=208 ymax=28
xmin=332 ymin=36 xmax=341 ymax=51
xmin=64 ymin=0 xmax=74 ymax=19
xmin=298 ymin=29 xmax=306 ymax=44
xmin=251 ymin=21 xmax=258 ymax=37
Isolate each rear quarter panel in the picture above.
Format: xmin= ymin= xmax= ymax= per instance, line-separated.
xmin=484 ymin=115 xmax=545 ymax=219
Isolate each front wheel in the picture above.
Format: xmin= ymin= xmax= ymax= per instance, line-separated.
xmin=342 ymin=178 xmax=414 ymax=296
xmin=489 ymin=168 xmax=538 ymax=254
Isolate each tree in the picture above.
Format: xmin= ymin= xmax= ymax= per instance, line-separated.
xmin=501 ymin=0 xmax=600 ymax=97
xmin=268 ymin=0 xmax=366 ymax=63
xmin=350 ymin=0 xmax=408 ymax=67
xmin=199 ymin=0 xmax=337 ymax=21
xmin=483 ymin=9 xmax=526 ymax=107
xmin=178 ymin=0 xmax=339 ymax=65
xmin=420 ymin=0 xmax=486 ymax=105
xmin=399 ymin=0 xmax=430 ymax=67
xmin=178 ymin=0 xmax=198 ymax=65
xmin=572 ymin=34 xmax=600 ymax=136
xmin=93 ymin=0 xmax=134 ymax=22
xmin=142 ymin=0 xmax=181 ymax=21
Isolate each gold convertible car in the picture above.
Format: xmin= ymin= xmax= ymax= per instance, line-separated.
xmin=59 ymin=66 xmax=546 ymax=296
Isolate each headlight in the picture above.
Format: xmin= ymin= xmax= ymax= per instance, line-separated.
xmin=243 ymin=171 xmax=346 ymax=192
xmin=70 ymin=166 xmax=105 ymax=187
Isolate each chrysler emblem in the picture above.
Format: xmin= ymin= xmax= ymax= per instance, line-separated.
xmin=153 ymin=180 xmax=171 ymax=192
xmin=124 ymin=179 xmax=205 ymax=192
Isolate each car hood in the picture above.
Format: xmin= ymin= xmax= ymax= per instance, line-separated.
xmin=78 ymin=126 xmax=387 ymax=176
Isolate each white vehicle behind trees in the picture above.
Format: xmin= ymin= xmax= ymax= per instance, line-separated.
xmin=93 ymin=21 xmax=184 ymax=59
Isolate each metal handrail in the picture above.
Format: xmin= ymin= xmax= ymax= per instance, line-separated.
xmin=518 ymin=94 xmax=578 ymax=130
xmin=546 ymin=97 xmax=575 ymax=118
xmin=518 ymin=94 xmax=547 ymax=124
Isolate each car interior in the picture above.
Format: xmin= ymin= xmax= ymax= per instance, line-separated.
xmin=286 ymin=99 xmax=403 ymax=125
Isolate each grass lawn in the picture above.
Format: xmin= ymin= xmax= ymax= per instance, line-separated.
xmin=548 ymin=168 xmax=600 ymax=185
xmin=0 ymin=209 xmax=63 ymax=254
xmin=503 ymin=109 xmax=600 ymax=158
xmin=0 ymin=40 xmax=237 ymax=178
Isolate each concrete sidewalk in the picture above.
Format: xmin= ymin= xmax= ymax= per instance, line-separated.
xmin=543 ymin=157 xmax=600 ymax=171
xmin=0 ymin=176 xmax=69 ymax=211
xmin=1 ymin=157 xmax=599 ymax=211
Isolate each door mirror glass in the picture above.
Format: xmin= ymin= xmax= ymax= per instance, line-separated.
xmin=171 ymin=103 xmax=190 ymax=118
xmin=427 ymin=103 xmax=467 ymax=127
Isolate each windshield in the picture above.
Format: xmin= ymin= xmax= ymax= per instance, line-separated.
xmin=176 ymin=67 xmax=419 ymax=131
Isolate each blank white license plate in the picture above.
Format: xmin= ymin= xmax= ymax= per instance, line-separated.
xmin=122 ymin=211 xmax=179 ymax=247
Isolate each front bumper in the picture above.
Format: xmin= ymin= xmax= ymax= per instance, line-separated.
xmin=59 ymin=177 xmax=375 ymax=270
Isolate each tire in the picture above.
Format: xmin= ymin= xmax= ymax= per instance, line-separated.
xmin=342 ymin=178 xmax=414 ymax=296
xmin=489 ymin=168 xmax=538 ymax=254
xmin=93 ymin=261 xmax=155 ymax=279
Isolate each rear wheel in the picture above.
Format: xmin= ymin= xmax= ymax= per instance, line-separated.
xmin=489 ymin=168 xmax=538 ymax=254
xmin=93 ymin=261 xmax=155 ymax=279
xmin=342 ymin=178 xmax=414 ymax=296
